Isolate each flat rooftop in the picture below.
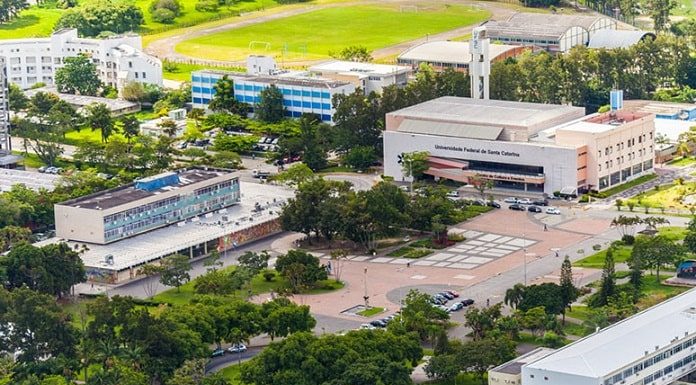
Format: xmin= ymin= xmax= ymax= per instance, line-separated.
xmin=39 ymin=182 xmax=294 ymax=272
xmin=388 ymin=97 xmax=585 ymax=129
xmin=194 ymin=69 xmax=350 ymax=89
xmin=58 ymin=168 xmax=232 ymax=211
xmin=398 ymin=41 xmax=522 ymax=65
xmin=23 ymin=88 xmax=139 ymax=112
xmin=309 ymin=60 xmax=411 ymax=76
xmin=623 ymin=99 xmax=696 ymax=118
xmin=0 ymin=168 xmax=62 ymax=192
xmin=525 ymin=287 xmax=696 ymax=378
xmin=492 ymin=347 xmax=555 ymax=375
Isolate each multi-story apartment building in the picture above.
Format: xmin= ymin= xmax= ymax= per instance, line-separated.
xmin=520 ymin=287 xmax=696 ymax=385
xmin=191 ymin=69 xmax=355 ymax=124
xmin=0 ymin=28 xmax=162 ymax=91
xmin=54 ymin=168 xmax=240 ymax=244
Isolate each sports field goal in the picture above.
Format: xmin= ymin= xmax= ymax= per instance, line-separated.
xmin=400 ymin=5 xmax=419 ymax=12
xmin=248 ymin=41 xmax=271 ymax=50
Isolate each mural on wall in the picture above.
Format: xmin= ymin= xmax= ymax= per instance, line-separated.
xmin=217 ymin=218 xmax=282 ymax=252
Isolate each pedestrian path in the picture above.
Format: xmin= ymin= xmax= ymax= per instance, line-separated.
xmin=311 ymin=231 xmax=537 ymax=270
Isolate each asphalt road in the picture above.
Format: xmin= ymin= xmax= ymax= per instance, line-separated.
xmin=206 ymin=346 xmax=264 ymax=373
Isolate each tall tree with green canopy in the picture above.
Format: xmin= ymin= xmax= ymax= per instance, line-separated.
xmin=632 ymin=235 xmax=682 ymax=283
xmin=255 ymin=84 xmax=285 ymax=123
xmin=159 ymin=254 xmax=192 ymax=292
xmin=595 ymin=246 xmax=616 ymax=307
xmin=208 ymin=75 xmax=246 ymax=115
xmin=84 ymin=103 xmax=115 ymax=142
xmin=559 ymin=256 xmax=578 ymax=323
xmin=55 ymin=54 xmax=102 ymax=96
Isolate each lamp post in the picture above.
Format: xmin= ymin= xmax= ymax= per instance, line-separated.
xmin=523 ymin=233 xmax=527 ymax=285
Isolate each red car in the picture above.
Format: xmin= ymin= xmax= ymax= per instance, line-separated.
xmin=445 ymin=290 xmax=459 ymax=298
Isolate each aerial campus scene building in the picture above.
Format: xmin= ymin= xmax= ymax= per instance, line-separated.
xmin=4 ymin=1 xmax=696 ymax=385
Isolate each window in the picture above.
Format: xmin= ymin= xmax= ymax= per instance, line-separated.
xmin=128 ymin=61 xmax=132 ymax=68
xmin=311 ymin=91 xmax=321 ymax=98
xmin=142 ymin=72 xmax=146 ymax=78
xmin=135 ymin=72 xmax=138 ymax=78
xmin=301 ymin=90 xmax=311 ymax=97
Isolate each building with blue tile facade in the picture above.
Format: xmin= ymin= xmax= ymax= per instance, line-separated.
xmin=191 ymin=70 xmax=355 ymax=124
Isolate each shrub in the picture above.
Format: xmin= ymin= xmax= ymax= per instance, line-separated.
xmin=57 ymin=0 xmax=78 ymax=8
xmin=592 ymin=244 xmax=601 ymax=251
xmin=262 ymin=269 xmax=275 ymax=282
xmin=579 ymin=195 xmax=589 ymax=203
xmin=195 ymin=0 xmax=219 ymax=11
xmin=152 ymin=8 xmax=176 ymax=23
xmin=150 ymin=0 xmax=181 ymax=15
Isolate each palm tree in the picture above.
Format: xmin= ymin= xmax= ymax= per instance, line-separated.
xmin=120 ymin=344 xmax=144 ymax=370
xmin=504 ymin=283 xmax=526 ymax=309
xmin=188 ymin=108 xmax=204 ymax=128
xmin=94 ymin=339 xmax=121 ymax=369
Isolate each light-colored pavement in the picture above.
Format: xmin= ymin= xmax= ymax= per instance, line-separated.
xmin=11 ymin=136 xmax=77 ymax=162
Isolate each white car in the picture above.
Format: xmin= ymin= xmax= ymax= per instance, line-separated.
xmin=227 ymin=343 xmax=247 ymax=353
xmin=360 ymin=323 xmax=377 ymax=330
xmin=504 ymin=197 xmax=518 ymax=203
xmin=446 ymin=190 xmax=459 ymax=198
xmin=546 ymin=207 xmax=561 ymax=215
xmin=518 ymin=198 xmax=533 ymax=205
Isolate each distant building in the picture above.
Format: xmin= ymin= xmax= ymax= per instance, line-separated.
xmin=522 ymin=287 xmax=696 ymax=385
xmin=55 ymin=168 xmax=240 ymax=244
xmin=308 ymin=60 xmax=412 ymax=94
xmin=484 ymin=13 xmax=617 ymax=53
xmin=23 ymin=88 xmax=141 ymax=116
xmin=191 ymin=69 xmax=355 ymax=124
xmin=140 ymin=108 xmax=187 ymax=137
xmin=0 ymin=57 xmax=19 ymax=169
xmin=587 ymin=30 xmax=656 ymax=49
xmin=0 ymin=29 xmax=162 ymax=91
xmin=383 ymin=95 xmax=655 ymax=195
xmin=398 ymin=41 xmax=525 ymax=72
xmin=489 ymin=348 xmax=556 ymax=385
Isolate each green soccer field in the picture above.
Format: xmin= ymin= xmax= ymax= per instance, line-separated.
xmin=175 ymin=4 xmax=491 ymax=62
xmin=0 ymin=6 xmax=62 ymax=39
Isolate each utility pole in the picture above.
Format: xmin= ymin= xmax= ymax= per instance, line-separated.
xmin=363 ymin=267 xmax=369 ymax=307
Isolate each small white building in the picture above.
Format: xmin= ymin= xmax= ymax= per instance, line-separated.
xmin=308 ymin=60 xmax=412 ymax=94
xmin=0 ymin=29 xmax=162 ymax=91
xmin=140 ymin=108 xmax=187 ymax=137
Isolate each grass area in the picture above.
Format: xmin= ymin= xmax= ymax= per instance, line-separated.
xmin=357 ymin=306 xmax=385 ymax=317
xmin=565 ymin=305 xmax=592 ymax=322
xmin=387 ymin=246 xmax=432 ymax=259
xmin=219 ymin=364 xmax=242 ymax=384
xmin=12 ymin=151 xmax=45 ymax=169
xmin=673 ymin=0 xmax=695 ymax=16
xmin=658 ymin=226 xmax=689 ymax=242
xmin=599 ymin=173 xmax=658 ymax=198
xmin=667 ymin=156 xmax=696 ymax=167
xmin=636 ymin=274 xmax=689 ymax=309
xmin=573 ymin=245 xmax=633 ymax=268
xmin=0 ymin=5 xmax=62 ymax=38
xmin=426 ymin=373 xmax=482 ymax=385
xmin=176 ymin=4 xmax=491 ymax=62
xmin=153 ymin=268 xmax=343 ymax=305
xmin=64 ymin=129 xmax=127 ymax=145
xmin=629 ymin=182 xmax=696 ymax=211
xmin=163 ymin=62 xmax=243 ymax=82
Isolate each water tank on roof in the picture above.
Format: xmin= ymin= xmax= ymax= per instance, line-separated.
xmin=135 ymin=172 xmax=180 ymax=191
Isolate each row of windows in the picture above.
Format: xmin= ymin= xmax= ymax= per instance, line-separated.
xmin=283 ymin=110 xmax=332 ymax=122
xmin=194 ymin=180 xmax=234 ymax=196
xmin=192 ymin=76 xmax=333 ymax=99
xmin=598 ymin=160 xmax=652 ymax=189
xmin=603 ymin=334 xmax=696 ymax=385
xmin=104 ymin=196 xmax=181 ymax=224
xmin=281 ymin=99 xmax=332 ymax=110
xmin=600 ymin=134 xmax=653 ymax=157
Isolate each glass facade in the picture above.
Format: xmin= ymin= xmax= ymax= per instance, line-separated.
xmin=102 ymin=179 xmax=240 ymax=242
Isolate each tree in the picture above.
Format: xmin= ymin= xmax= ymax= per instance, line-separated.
xmin=332 ymin=88 xmax=382 ymax=152
xmin=84 ymin=103 xmax=115 ymax=143
xmin=642 ymin=216 xmax=669 ymax=230
xmin=469 ymin=175 xmax=493 ymax=200
xmin=55 ymin=0 xmax=144 ymax=37
xmin=279 ymin=178 xmax=351 ymax=240
xmin=610 ymin=215 xmax=642 ymax=238
xmin=238 ymin=251 xmax=270 ymax=274
xmin=137 ymin=264 xmax=163 ymax=298
xmin=504 ymin=283 xmax=525 ymax=310
xmin=0 ymin=225 xmax=32 ymax=253
xmin=167 ymin=359 xmax=227 ymax=385
xmin=159 ymin=254 xmax=192 ymax=292
xmin=631 ymin=235 xmax=682 ymax=283
xmin=187 ymin=108 xmax=204 ymax=128
xmin=559 ymin=256 xmax=578 ymax=323
xmin=297 ymin=113 xmax=328 ymax=171
xmin=274 ymin=250 xmax=327 ymax=292
xmin=517 ymin=306 xmax=548 ymax=337
xmin=395 ymin=290 xmax=449 ymax=342
xmin=211 ymin=151 xmax=241 ymax=169
xmin=260 ymin=298 xmax=316 ymax=341
xmin=517 ymin=283 xmax=565 ymax=316
xmin=0 ymin=0 xmax=28 ymax=23
xmin=119 ymin=115 xmax=141 ymax=143
xmin=595 ymin=246 xmax=616 ymax=307
xmin=399 ymin=151 xmax=429 ymax=181
xmin=343 ymin=146 xmax=376 ymax=171
xmin=255 ymin=85 xmax=285 ymax=123
xmin=274 ymin=163 xmax=315 ymax=187
xmin=460 ymin=337 xmax=516 ymax=385
xmin=464 ymin=303 xmax=502 ymax=340
xmin=330 ymin=45 xmax=372 ymax=62
xmin=208 ymin=75 xmax=246 ymax=115
xmin=329 ymin=249 xmax=347 ymax=283
xmin=9 ymin=83 xmax=29 ymax=111
xmin=55 ymin=54 xmax=102 ymax=96
xmin=158 ymin=118 xmax=179 ymax=137
xmin=646 ymin=0 xmax=677 ymax=32
xmin=121 ymin=81 xmax=146 ymax=102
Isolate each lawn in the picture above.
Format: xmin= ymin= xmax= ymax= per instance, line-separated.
xmin=0 ymin=5 xmax=62 ymax=39
xmin=220 ymin=365 xmax=242 ymax=384
xmin=357 ymin=306 xmax=385 ymax=317
xmin=658 ymin=226 xmax=689 ymax=242
xmin=163 ymin=61 xmax=243 ymax=82
xmin=176 ymin=4 xmax=491 ymax=62
xmin=599 ymin=173 xmax=658 ymax=198
xmin=12 ymin=151 xmax=45 ymax=169
xmin=573 ymin=245 xmax=633 ymax=268
xmin=667 ymin=156 xmax=696 ymax=167
xmin=64 ymin=129 xmax=127 ymax=145
xmin=628 ymin=182 xmax=696 ymax=211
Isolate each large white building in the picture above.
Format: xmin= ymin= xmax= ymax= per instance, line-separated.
xmin=383 ymin=96 xmax=655 ymax=195
xmin=308 ymin=60 xmax=411 ymax=94
xmin=520 ymin=288 xmax=696 ymax=385
xmin=397 ymin=41 xmax=525 ymax=72
xmin=0 ymin=29 xmax=162 ymax=91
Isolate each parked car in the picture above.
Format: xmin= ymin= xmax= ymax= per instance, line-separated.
xmin=227 ymin=343 xmax=247 ymax=353
xmin=504 ymin=197 xmax=518 ymax=203
xmin=370 ymin=320 xmax=387 ymax=328
xmin=445 ymin=290 xmax=459 ymax=298
xmin=177 ymin=141 xmax=188 ymax=149
xmin=472 ymin=199 xmax=486 ymax=206
xmin=211 ymin=348 xmax=225 ymax=357
xmin=436 ymin=305 xmax=449 ymax=312
xmin=449 ymin=302 xmax=465 ymax=312
xmin=461 ymin=298 xmax=475 ymax=306
xmin=399 ymin=185 xmax=409 ymax=192
xmin=518 ymin=198 xmax=533 ymax=205
xmin=360 ymin=323 xmax=376 ymax=330
xmin=528 ymin=206 xmax=542 ymax=213
xmin=487 ymin=201 xmax=501 ymax=208
xmin=546 ymin=207 xmax=561 ymax=215
xmin=439 ymin=292 xmax=455 ymax=300
xmin=435 ymin=293 xmax=449 ymax=303
xmin=431 ymin=296 xmax=446 ymax=305
xmin=446 ymin=190 xmax=459 ymax=198
xmin=37 ymin=166 xmax=47 ymax=173
xmin=509 ymin=204 xmax=526 ymax=211
xmin=380 ymin=317 xmax=392 ymax=325
xmin=532 ymin=199 xmax=549 ymax=206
